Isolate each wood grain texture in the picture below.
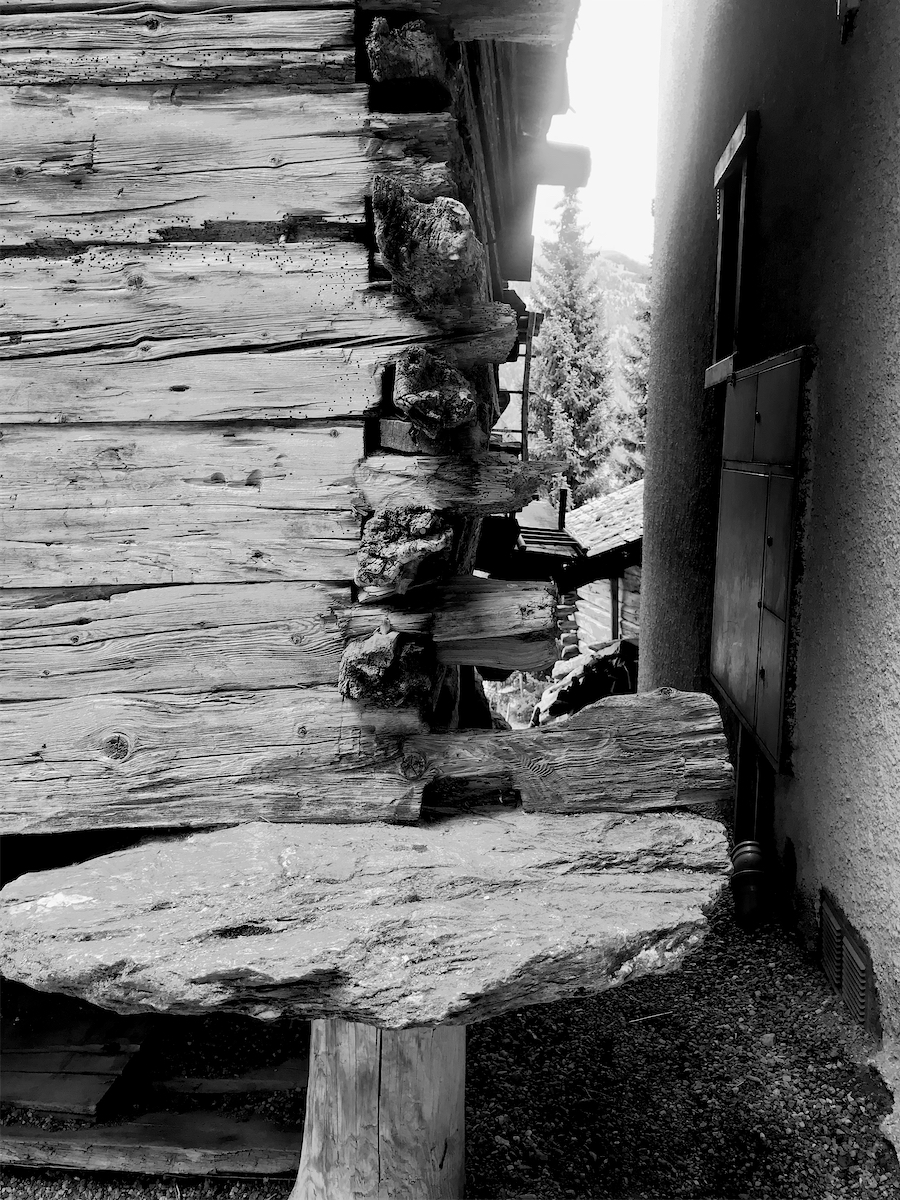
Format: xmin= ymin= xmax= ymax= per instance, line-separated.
xmin=2 ymin=506 xmax=358 ymax=587
xmin=0 ymin=811 xmax=730 ymax=1025
xmin=337 ymin=576 xmax=559 ymax=671
xmin=0 ymin=1113 xmax=301 ymax=1177
xmin=413 ymin=688 xmax=734 ymax=814
xmin=0 ymin=688 xmax=427 ymax=834
xmin=0 ymin=245 xmax=513 ymax=368
xmin=4 ymin=0 xmax=348 ymax=10
xmin=0 ymin=582 xmax=347 ymax=700
xmin=0 ymin=10 xmax=354 ymax=84
xmin=0 ymin=346 xmax=383 ymax=423
xmin=355 ymin=454 xmax=554 ymax=514
xmin=292 ymin=1020 xmax=464 ymax=1200
xmin=358 ymin=0 xmax=579 ymax=45
xmin=0 ymin=422 xmax=364 ymax=585
xmin=1 ymin=85 xmax=456 ymax=241
xmin=0 ymin=422 xmax=363 ymax=511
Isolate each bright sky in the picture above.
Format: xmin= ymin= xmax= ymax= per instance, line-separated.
xmin=533 ymin=0 xmax=663 ymax=264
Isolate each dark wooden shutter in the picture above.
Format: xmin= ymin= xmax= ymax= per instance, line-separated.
xmin=710 ymin=348 xmax=807 ymax=768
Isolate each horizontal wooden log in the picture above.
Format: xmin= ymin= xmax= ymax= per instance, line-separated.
xmin=0 ymin=582 xmax=347 ymax=701
xmin=0 ymin=346 xmax=383 ymax=424
xmin=2 ymin=86 xmax=456 ymax=242
xmin=359 ymin=0 xmax=579 ymax=45
xmin=0 ymin=421 xmax=363 ymax=511
xmin=0 ymin=246 xmax=514 ymax=367
xmin=0 ymin=11 xmax=354 ymax=84
xmin=0 ymin=421 xmax=362 ymax=586
xmin=5 ymin=0 xmax=348 ymax=10
xmin=0 ymin=687 xmax=732 ymax=835
xmin=337 ymin=576 xmax=558 ymax=671
xmin=0 ymin=688 xmax=427 ymax=834
xmin=354 ymin=454 xmax=553 ymax=514
xmin=0 ymin=1113 xmax=302 ymax=1177
xmin=414 ymin=689 xmax=734 ymax=814
xmin=1 ymin=507 xmax=358 ymax=587
xmin=0 ymin=810 xmax=730 ymax=1025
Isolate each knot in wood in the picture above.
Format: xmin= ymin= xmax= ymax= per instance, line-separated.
xmin=400 ymin=750 xmax=427 ymax=780
xmin=103 ymin=733 xmax=131 ymax=762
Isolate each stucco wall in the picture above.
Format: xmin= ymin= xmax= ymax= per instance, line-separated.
xmin=642 ymin=0 xmax=900 ymax=1038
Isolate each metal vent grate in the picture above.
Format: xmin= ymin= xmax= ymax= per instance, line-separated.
xmin=821 ymin=900 xmax=843 ymax=992
xmin=842 ymin=938 xmax=869 ymax=1026
xmin=819 ymin=891 xmax=879 ymax=1037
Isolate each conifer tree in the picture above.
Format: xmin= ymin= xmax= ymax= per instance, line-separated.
xmin=609 ymin=298 xmax=650 ymax=485
xmin=529 ymin=191 xmax=614 ymax=500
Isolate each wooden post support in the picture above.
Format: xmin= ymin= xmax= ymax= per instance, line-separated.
xmin=292 ymin=1019 xmax=465 ymax=1200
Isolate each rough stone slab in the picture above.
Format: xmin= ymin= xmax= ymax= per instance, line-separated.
xmin=0 ymin=812 xmax=730 ymax=1028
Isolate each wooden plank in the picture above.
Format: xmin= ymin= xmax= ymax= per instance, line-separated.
xmin=713 ymin=110 xmax=759 ymax=187
xmin=0 ymin=582 xmax=347 ymax=700
xmin=0 ymin=245 xmax=510 ymax=367
xmin=1 ymin=1070 xmax=118 ymax=1115
xmin=0 ymin=346 xmax=383 ymax=423
xmin=355 ymin=454 xmax=555 ymax=514
xmin=337 ymin=577 xmax=558 ymax=671
xmin=0 ymin=421 xmax=363 ymax=586
xmin=358 ymin=0 xmax=579 ymax=46
xmin=1 ymin=1050 xmax=132 ymax=1074
xmin=1 ymin=1013 xmax=150 ymax=1054
xmin=413 ymin=688 xmax=735 ymax=814
xmin=0 ymin=10 xmax=354 ymax=85
xmin=0 ymin=1113 xmax=301 ymax=1177
xmin=0 ymin=422 xmax=364 ymax=512
xmin=705 ymin=355 xmax=735 ymax=389
xmin=158 ymin=1054 xmax=309 ymax=1094
xmin=5 ymin=0 xmax=348 ymax=11
xmin=1 ymin=86 xmax=456 ymax=241
xmin=0 ymin=687 xmax=427 ymax=834
xmin=1 ymin=506 xmax=359 ymax=587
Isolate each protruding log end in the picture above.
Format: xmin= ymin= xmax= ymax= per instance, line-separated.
xmin=373 ymin=178 xmax=487 ymax=313
xmin=355 ymin=505 xmax=454 ymax=602
xmin=393 ymin=348 xmax=477 ymax=437
xmin=366 ymin=17 xmax=450 ymax=86
xmin=339 ymin=627 xmax=435 ymax=710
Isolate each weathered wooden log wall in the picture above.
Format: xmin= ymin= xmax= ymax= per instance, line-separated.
xmin=1 ymin=0 xmax=576 ymax=835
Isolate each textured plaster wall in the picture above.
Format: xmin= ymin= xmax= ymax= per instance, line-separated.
xmin=642 ymin=0 xmax=900 ymax=1037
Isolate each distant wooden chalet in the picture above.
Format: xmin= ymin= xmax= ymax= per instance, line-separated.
xmin=0 ymin=2 xmax=733 ymax=1193
xmin=566 ymin=479 xmax=643 ymax=650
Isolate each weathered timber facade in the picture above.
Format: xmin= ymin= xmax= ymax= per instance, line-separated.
xmin=1 ymin=0 xmax=585 ymax=833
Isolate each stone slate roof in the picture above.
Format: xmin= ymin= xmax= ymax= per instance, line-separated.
xmin=565 ymin=480 xmax=644 ymax=558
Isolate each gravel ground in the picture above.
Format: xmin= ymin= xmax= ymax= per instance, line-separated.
xmin=2 ymin=894 xmax=898 ymax=1200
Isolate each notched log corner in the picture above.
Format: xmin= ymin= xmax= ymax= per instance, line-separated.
xmin=372 ymin=177 xmax=486 ymax=313
xmin=366 ymin=17 xmax=450 ymax=87
xmin=338 ymin=626 xmax=435 ymax=710
xmin=393 ymin=347 xmax=477 ymax=437
xmin=355 ymin=505 xmax=454 ymax=602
